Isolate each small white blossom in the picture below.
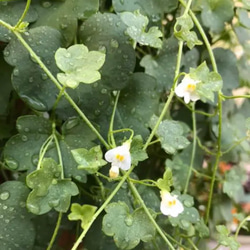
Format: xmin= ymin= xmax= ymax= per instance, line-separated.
xmin=160 ymin=191 xmax=184 ymax=217
xmin=105 ymin=141 xmax=131 ymax=178
xmin=175 ymin=74 xmax=200 ymax=104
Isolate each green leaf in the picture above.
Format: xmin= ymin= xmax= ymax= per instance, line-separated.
xmin=0 ymin=181 xmax=35 ymax=250
xmin=0 ymin=1 xmax=37 ymax=42
xmin=140 ymin=37 xmax=179 ymax=91
xmin=113 ymin=0 xmax=178 ymax=19
xmin=195 ymin=219 xmax=210 ymax=238
xmin=4 ymin=115 xmax=52 ymax=171
xmin=149 ymin=115 xmax=190 ymax=154
xmin=79 ymin=13 xmax=136 ymax=90
xmin=201 ymin=0 xmax=234 ymax=33
xmin=26 ymin=158 xmax=79 ymax=215
xmin=189 ymin=62 xmax=223 ymax=102
xmin=165 ymin=158 xmax=189 ymax=191
xmin=216 ymin=225 xmax=240 ymax=250
xmin=4 ymin=116 xmax=96 ymax=181
xmin=156 ymin=168 xmax=173 ymax=191
xmin=116 ymin=73 xmax=159 ymax=139
xmin=246 ymin=117 xmax=250 ymax=130
xmin=238 ymin=9 xmax=250 ymax=29
xmin=0 ymin=52 xmax=13 ymax=116
xmin=130 ymin=135 xmax=148 ymax=166
xmin=4 ymin=26 xmax=62 ymax=111
xmin=203 ymin=48 xmax=239 ymax=95
xmin=102 ymin=202 xmax=155 ymax=250
xmin=169 ymin=194 xmax=200 ymax=231
xmin=120 ymin=10 xmax=163 ymax=48
xmin=68 ymin=203 xmax=97 ymax=229
xmin=174 ymin=13 xmax=202 ymax=49
xmin=32 ymin=0 xmax=98 ymax=46
xmin=55 ymin=44 xmax=105 ymax=88
xmin=71 ymin=146 xmax=107 ymax=174
xmin=223 ymin=167 xmax=247 ymax=202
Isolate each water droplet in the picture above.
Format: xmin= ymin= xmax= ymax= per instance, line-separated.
xmin=65 ymin=52 xmax=71 ymax=58
xmin=13 ymin=68 xmax=19 ymax=76
xmin=110 ymin=39 xmax=119 ymax=48
xmin=3 ymin=50 xmax=10 ymax=57
xmin=21 ymin=135 xmax=28 ymax=142
xmin=19 ymin=201 xmax=26 ymax=208
xmin=42 ymin=1 xmax=52 ymax=8
xmin=99 ymin=101 xmax=104 ymax=106
xmin=24 ymin=127 xmax=30 ymax=132
xmin=125 ymin=216 xmax=133 ymax=226
xmin=5 ymin=158 xmax=18 ymax=170
xmin=0 ymin=215 xmax=3 ymax=219
xmin=130 ymin=108 xmax=135 ymax=114
xmin=106 ymin=223 xmax=111 ymax=228
xmin=3 ymin=205 xmax=7 ymax=210
xmin=32 ymin=155 xmax=39 ymax=165
xmin=60 ymin=23 xmax=68 ymax=30
xmin=8 ymin=207 xmax=14 ymax=212
xmin=29 ymin=77 xmax=34 ymax=83
xmin=0 ymin=192 xmax=10 ymax=201
xmin=4 ymin=219 xmax=10 ymax=224
xmin=48 ymin=199 xmax=60 ymax=207
xmin=41 ymin=73 xmax=48 ymax=80
xmin=180 ymin=219 xmax=190 ymax=228
xmin=184 ymin=200 xmax=193 ymax=207
xmin=101 ymin=88 xmax=107 ymax=94
xmin=94 ymin=109 xmax=100 ymax=116
xmin=27 ymin=203 xmax=40 ymax=214
xmin=52 ymin=179 xmax=57 ymax=185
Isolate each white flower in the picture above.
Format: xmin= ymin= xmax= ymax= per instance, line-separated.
xmin=160 ymin=191 xmax=184 ymax=217
xmin=105 ymin=141 xmax=131 ymax=178
xmin=175 ymin=74 xmax=200 ymax=104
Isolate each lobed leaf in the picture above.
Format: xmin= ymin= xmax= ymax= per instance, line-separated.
xmin=174 ymin=14 xmax=202 ymax=49
xmin=149 ymin=115 xmax=190 ymax=154
xmin=71 ymin=145 xmax=107 ymax=174
xmin=55 ymin=44 xmax=105 ymax=88
xmin=102 ymin=202 xmax=156 ymax=250
xmin=0 ymin=181 xmax=35 ymax=250
xmin=68 ymin=203 xmax=97 ymax=230
xmin=26 ymin=158 xmax=79 ymax=215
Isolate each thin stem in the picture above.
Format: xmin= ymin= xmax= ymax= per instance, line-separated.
xmin=143 ymin=41 xmax=184 ymax=150
xmin=126 ymin=178 xmax=176 ymax=250
xmin=205 ymin=94 xmax=222 ymax=224
xmin=235 ymin=215 xmax=250 ymax=238
xmin=108 ymin=91 xmax=120 ymax=147
xmin=37 ymin=135 xmax=54 ymax=170
xmin=71 ymin=166 xmax=135 ymax=250
xmin=46 ymin=212 xmax=63 ymax=250
xmin=184 ymin=102 xmax=197 ymax=193
xmin=94 ymin=175 xmax=106 ymax=200
xmin=110 ymin=128 xmax=134 ymax=142
xmin=53 ymin=133 xmax=64 ymax=179
xmin=14 ymin=0 xmax=31 ymax=29
xmin=0 ymin=20 xmax=109 ymax=150
xmin=221 ymin=137 xmax=247 ymax=155
xmin=187 ymin=238 xmax=199 ymax=250
xmin=221 ymin=94 xmax=250 ymax=99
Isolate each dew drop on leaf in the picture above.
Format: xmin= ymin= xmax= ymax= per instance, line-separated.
xmin=0 ymin=191 xmax=10 ymax=201
xmin=106 ymin=223 xmax=111 ymax=228
xmin=32 ymin=154 xmax=39 ymax=165
xmin=21 ymin=135 xmax=28 ymax=142
xmin=3 ymin=205 xmax=8 ymax=210
xmin=4 ymin=219 xmax=10 ymax=224
xmin=13 ymin=68 xmax=20 ymax=76
xmin=183 ymin=199 xmax=193 ymax=207
xmin=125 ymin=216 xmax=133 ymax=227
xmin=42 ymin=1 xmax=52 ymax=8
xmin=3 ymin=50 xmax=10 ymax=57
xmin=180 ymin=219 xmax=190 ymax=228
xmin=48 ymin=199 xmax=60 ymax=208
xmin=5 ymin=158 xmax=19 ymax=170
xmin=27 ymin=203 xmax=40 ymax=214
xmin=110 ymin=39 xmax=119 ymax=48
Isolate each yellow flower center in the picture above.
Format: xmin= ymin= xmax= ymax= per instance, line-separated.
xmin=167 ymin=199 xmax=176 ymax=207
xmin=186 ymin=83 xmax=196 ymax=92
xmin=116 ymin=154 xmax=125 ymax=161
